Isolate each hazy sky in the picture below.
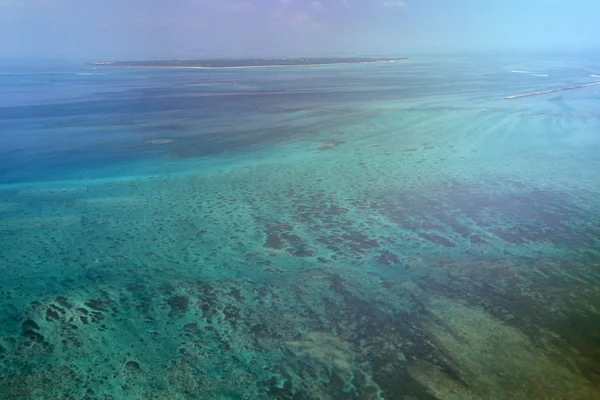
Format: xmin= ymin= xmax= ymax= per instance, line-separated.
xmin=1 ymin=0 xmax=599 ymax=59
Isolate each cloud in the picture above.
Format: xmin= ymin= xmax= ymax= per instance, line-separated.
xmin=310 ymin=1 xmax=324 ymax=11
xmin=381 ymin=0 xmax=406 ymax=7
xmin=270 ymin=9 xmax=284 ymax=24
xmin=294 ymin=11 xmax=314 ymax=25
xmin=270 ymin=2 xmax=320 ymax=28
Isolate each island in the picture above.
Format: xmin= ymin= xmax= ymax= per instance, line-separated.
xmin=505 ymin=81 xmax=600 ymax=99
xmin=85 ymin=57 xmax=409 ymax=69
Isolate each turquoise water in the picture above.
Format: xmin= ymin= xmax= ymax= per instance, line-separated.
xmin=1 ymin=53 xmax=600 ymax=399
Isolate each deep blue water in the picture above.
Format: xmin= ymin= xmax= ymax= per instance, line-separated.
xmin=3 ymin=53 xmax=599 ymax=184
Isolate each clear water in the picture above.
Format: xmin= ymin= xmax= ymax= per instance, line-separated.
xmin=1 ymin=53 xmax=600 ymax=399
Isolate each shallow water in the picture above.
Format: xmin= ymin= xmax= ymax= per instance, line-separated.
xmin=1 ymin=53 xmax=600 ymax=399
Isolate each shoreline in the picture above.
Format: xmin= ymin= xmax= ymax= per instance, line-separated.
xmin=85 ymin=59 xmax=410 ymax=70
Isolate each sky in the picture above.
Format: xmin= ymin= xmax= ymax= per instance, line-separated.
xmin=0 ymin=0 xmax=599 ymax=60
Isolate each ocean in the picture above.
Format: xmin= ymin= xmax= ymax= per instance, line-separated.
xmin=1 ymin=53 xmax=600 ymax=399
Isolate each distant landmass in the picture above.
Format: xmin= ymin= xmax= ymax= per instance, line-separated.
xmin=85 ymin=57 xmax=409 ymax=69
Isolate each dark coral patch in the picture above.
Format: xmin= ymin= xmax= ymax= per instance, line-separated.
xmin=470 ymin=234 xmax=488 ymax=244
xmin=21 ymin=319 xmax=46 ymax=344
xmin=84 ymin=299 xmax=113 ymax=312
xmin=325 ymin=206 xmax=349 ymax=216
xmin=420 ymin=233 xmax=456 ymax=247
xmin=22 ymin=329 xmax=46 ymax=344
xmin=378 ymin=251 xmax=401 ymax=265
xmin=274 ymin=223 xmax=294 ymax=232
xmin=228 ymin=287 xmax=245 ymax=302
xmin=167 ymin=296 xmax=190 ymax=315
xmin=493 ymin=229 xmax=529 ymax=244
xmin=341 ymin=232 xmax=380 ymax=250
xmin=292 ymin=245 xmax=316 ymax=257
xmin=22 ymin=319 xmax=40 ymax=331
xmin=281 ymin=234 xmax=303 ymax=244
xmin=183 ymin=323 xmax=200 ymax=334
xmin=125 ymin=361 xmax=141 ymax=370
xmin=316 ymin=140 xmax=345 ymax=151
xmin=265 ymin=234 xmax=283 ymax=249
xmin=46 ymin=308 xmax=60 ymax=321
xmin=55 ymin=297 xmax=73 ymax=309
xmin=223 ymin=305 xmax=241 ymax=325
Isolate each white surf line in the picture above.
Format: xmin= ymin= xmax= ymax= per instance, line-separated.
xmin=505 ymin=81 xmax=600 ymax=100
xmin=511 ymin=70 xmax=548 ymax=77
